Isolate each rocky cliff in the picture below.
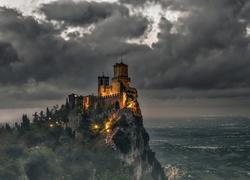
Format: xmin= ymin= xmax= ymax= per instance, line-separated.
xmin=94 ymin=90 xmax=166 ymax=180
xmin=67 ymin=80 xmax=166 ymax=179
xmin=109 ymin=109 xmax=166 ymax=180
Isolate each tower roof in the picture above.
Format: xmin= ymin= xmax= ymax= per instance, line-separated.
xmin=98 ymin=72 xmax=109 ymax=78
xmin=98 ymin=75 xmax=109 ymax=78
xmin=113 ymin=61 xmax=128 ymax=67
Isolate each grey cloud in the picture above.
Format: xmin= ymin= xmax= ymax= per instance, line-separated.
xmin=119 ymin=0 xmax=147 ymax=6
xmin=0 ymin=42 xmax=20 ymax=83
xmin=0 ymin=6 xmax=103 ymax=88
xmin=131 ymin=0 xmax=250 ymax=91
xmin=119 ymin=0 xmax=162 ymax=6
xmin=40 ymin=0 xmax=129 ymax=26
xmin=139 ymin=87 xmax=250 ymax=101
xmin=0 ymin=42 xmax=19 ymax=66
xmin=87 ymin=14 xmax=149 ymax=42
xmin=40 ymin=0 xmax=149 ymax=40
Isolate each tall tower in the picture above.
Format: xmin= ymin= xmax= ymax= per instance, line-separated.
xmin=98 ymin=74 xmax=109 ymax=96
xmin=68 ymin=93 xmax=78 ymax=109
xmin=112 ymin=61 xmax=131 ymax=93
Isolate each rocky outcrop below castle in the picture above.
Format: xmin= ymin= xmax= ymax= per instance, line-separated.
xmin=110 ymin=109 xmax=166 ymax=180
xmin=67 ymin=85 xmax=166 ymax=179
xmin=62 ymin=61 xmax=166 ymax=179
xmin=67 ymin=91 xmax=166 ymax=179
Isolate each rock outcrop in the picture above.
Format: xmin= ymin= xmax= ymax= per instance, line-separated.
xmin=110 ymin=109 xmax=166 ymax=180
xmin=98 ymin=89 xmax=166 ymax=180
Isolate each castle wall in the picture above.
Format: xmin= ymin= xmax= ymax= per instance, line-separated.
xmin=99 ymin=85 xmax=113 ymax=96
xmin=102 ymin=93 xmax=125 ymax=109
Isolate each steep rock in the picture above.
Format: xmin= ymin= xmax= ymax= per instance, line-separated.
xmin=109 ymin=108 xmax=166 ymax=180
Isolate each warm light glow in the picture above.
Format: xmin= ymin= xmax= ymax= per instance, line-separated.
xmin=105 ymin=122 xmax=111 ymax=129
xmin=56 ymin=121 xmax=59 ymax=124
xmin=94 ymin=124 xmax=99 ymax=129
xmin=104 ymin=121 xmax=112 ymax=133
xmin=49 ymin=124 xmax=54 ymax=128
xmin=127 ymin=102 xmax=134 ymax=108
xmin=49 ymin=117 xmax=51 ymax=120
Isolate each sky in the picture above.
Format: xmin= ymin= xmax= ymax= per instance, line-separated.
xmin=0 ymin=0 xmax=250 ymax=122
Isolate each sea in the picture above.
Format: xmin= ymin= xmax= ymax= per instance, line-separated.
xmin=144 ymin=116 xmax=250 ymax=180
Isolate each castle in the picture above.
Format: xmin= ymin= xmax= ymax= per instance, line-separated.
xmin=68 ymin=61 xmax=138 ymax=113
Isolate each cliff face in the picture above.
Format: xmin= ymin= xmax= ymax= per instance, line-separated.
xmin=101 ymin=89 xmax=166 ymax=180
xmin=110 ymin=109 xmax=166 ymax=180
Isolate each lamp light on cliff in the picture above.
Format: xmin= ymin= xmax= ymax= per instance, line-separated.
xmin=127 ymin=103 xmax=133 ymax=108
xmin=105 ymin=122 xmax=110 ymax=129
xmin=94 ymin=124 xmax=99 ymax=129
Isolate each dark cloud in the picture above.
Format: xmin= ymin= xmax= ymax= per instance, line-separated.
xmin=39 ymin=0 xmax=149 ymax=40
xmin=0 ymin=42 xmax=19 ymax=66
xmin=40 ymin=0 xmax=129 ymax=26
xmin=129 ymin=0 xmax=250 ymax=91
xmin=0 ymin=42 xmax=20 ymax=83
xmin=0 ymin=6 xmax=102 ymax=87
xmin=0 ymin=0 xmax=250 ymax=117
xmin=90 ymin=14 xmax=149 ymax=39
xmin=119 ymin=0 xmax=162 ymax=6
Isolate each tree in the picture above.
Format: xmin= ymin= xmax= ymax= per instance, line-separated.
xmin=20 ymin=114 xmax=30 ymax=134
xmin=5 ymin=123 xmax=12 ymax=133
xmin=33 ymin=112 xmax=39 ymax=122
xmin=39 ymin=111 xmax=45 ymax=121
xmin=46 ymin=107 xmax=51 ymax=121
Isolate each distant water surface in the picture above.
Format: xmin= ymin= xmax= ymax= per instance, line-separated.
xmin=144 ymin=116 xmax=250 ymax=180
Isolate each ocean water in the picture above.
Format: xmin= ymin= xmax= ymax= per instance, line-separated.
xmin=144 ymin=116 xmax=250 ymax=180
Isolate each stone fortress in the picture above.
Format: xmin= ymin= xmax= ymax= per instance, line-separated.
xmin=66 ymin=62 xmax=166 ymax=180
xmin=67 ymin=61 xmax=140 ymax=133
xmin=68 ymin=61 xmax=138 ymax=112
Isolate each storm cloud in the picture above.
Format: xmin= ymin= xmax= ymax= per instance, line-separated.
xmin=126 ymin=0 xmax=250 ymax=91
xmin=0 ymin=0 xmax=250 ymax=119
xmin=40 ymin=0 xmax=129 ymax=26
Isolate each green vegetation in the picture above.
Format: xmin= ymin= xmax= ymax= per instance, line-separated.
xmin=0 ymin=105 xmax=131 ymax=180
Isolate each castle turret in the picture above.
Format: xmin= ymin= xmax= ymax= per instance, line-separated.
xmin=112 ymin=62 xmax=131 ymax=93
xmin=98 ymin=74 xmax=109 ymax=96
xmin=68 ymin=93 xmax=78 ymax=109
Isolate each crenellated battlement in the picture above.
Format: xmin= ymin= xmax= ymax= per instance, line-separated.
xmin=100 ymin=93 xmax=120 ymax=99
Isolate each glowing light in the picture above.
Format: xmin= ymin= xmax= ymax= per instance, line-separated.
xmin=127 ymin=102 xmax=134 ymax=108
xmin=106 ymin=129 xmax=110 ymax=133
xmin=94 ymin=124 xmax=99 ymax=129
xmin=105 ymin=122 xmax=111 ymax=129
xmin=48 ymin=117 xmax=51 ymax=120
xmin=49 ymin=124 xmax=54 ymax=128
xmin=56 ymin=121 xmax=59 ymax=124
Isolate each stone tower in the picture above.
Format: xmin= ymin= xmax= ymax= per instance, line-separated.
xmin=98 ymin=74 xmax=109 ymax=96
xmin=111 ymin=62 xmax=131 ymax=93
xmin=98 ymin=61 xmax=131 ymax=97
